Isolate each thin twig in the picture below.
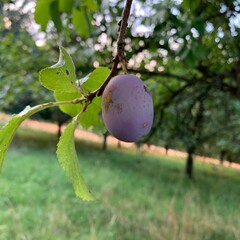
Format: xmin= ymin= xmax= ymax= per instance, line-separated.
xmin=87 ymin=0 xmax=133 ymax=100
xmin=115 ymin=0 xmax=133 ymax=68
xmin=127 ymin=68 xmax=191 ymax=82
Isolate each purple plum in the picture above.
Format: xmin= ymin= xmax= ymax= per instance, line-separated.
xmin=102 ymin=74 xmax=154 ymax=142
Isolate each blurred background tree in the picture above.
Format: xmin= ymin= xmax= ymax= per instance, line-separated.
xmin=0 ymin=0 xmax=71 ymax=136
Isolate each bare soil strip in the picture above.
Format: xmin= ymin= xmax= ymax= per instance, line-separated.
xmin=1 ymin=112 xmax=239 ymax=171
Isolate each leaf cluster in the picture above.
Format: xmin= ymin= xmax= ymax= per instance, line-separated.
xmin=34 ymin=0 xmax=98 ymax=39
xmin=0 ymin=47 xmax=110 ymax=200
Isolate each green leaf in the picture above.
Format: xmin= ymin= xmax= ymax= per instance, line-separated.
xmin=59 ymin=0 xmax=73 ymax=13
xmin=0 ymin=102 xmax=62 ymax=172
xmin=40 ymin=46 xmax=82 ymax=117
xmin=34 ymin=0 xmax=54 ymax=31
xmin=56 ymin=115 xmax=95 ymax=201
xmin=82 ymin=0 xmax=99 ymax=11
xmin=40 ymin=46 xmax=77 ymax=93
xmin=50 ymin=1 xmax=63 ymax=32
xmin=79 ymin=97 xmax=105 ymax=132
xmin=182 ymin=0 xmax=201 ymax=12
xmin=72 ymin=7 xmax=90 ymax=39
xmin=178 ymin=45 xmax=190 ymax=60
xmin=54 ymin=92 xmax=82 ymax=117
xmin=77 ymin=67 xmax=109 ymax=131
xmin=193 ymin=17 xmax=205 ymax=36
xmin=80 ymin=67 xmax=110 ymax=93
xmin=0 ymin=116 xmax=24 ymax=172
xmin=186 ymin=49 xmax=198 ymax=67
xmin=193 ymin=43 xmax=208 ymax=60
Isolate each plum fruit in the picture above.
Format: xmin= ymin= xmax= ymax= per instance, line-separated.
xmin=101 ymin=74 xmax=154 ymax=142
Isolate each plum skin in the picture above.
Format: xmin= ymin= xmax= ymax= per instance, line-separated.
xmin=101 ymin=74 xmax=154 ymax=142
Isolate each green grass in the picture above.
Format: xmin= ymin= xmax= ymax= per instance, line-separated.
xmin=0 ymin=129 xmax=240 ymax=240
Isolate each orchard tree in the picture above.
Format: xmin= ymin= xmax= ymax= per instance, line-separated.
xmin=0 ymin=1 xmax=55 ymax=111
xmin=139 ymin=0 xmax=240 ymax=176
xmin=201 ymin=93 xmax=240 ymax=165
xmin=0 ymin=1 xmax=74 ymax=136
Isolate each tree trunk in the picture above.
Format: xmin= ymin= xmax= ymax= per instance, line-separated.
xmin=185 ymin=149 xmax=194 ymax=178
xmin=102 ymin=133 xmax=108 ymax=150
xmin=165 ymin=144 xmax=169 ymax=155
xmin=219 ymin=150 xmax=226 ymax=165
xmin=228 ymin=156 xmax=232 ymax=166
xmin=57 ymin=122 xmax=62 ymax=139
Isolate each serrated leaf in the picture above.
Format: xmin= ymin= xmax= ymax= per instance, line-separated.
xmin=72 ymin=7 xmax=90 ymax=39
xmin=0 ymin=103 xmax=59 ymax=172
xmin=56 ymin=116 xmax=95 ymax=201
xmin=80 ymin=67 xmax=110 ymax=93
xmin=54 ymin=92 xmax=82 ymax=117
xmin=40 ymin=46 xmax=77 ymax=92
xmin=34 ymin=0 xmax=54 ymax=31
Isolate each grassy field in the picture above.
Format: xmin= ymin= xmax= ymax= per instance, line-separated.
xmin=0 ymin=128 xmax=239 ymax=240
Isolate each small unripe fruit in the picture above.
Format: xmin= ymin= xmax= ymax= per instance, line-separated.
xmin=101 ymin=74 xmax=154 ymax=142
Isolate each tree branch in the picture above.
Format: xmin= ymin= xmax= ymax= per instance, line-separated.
xmin=87 ymin=0 xmax=133 ymax=100
xmin=127 ymin=68 xmax=191 ymax=82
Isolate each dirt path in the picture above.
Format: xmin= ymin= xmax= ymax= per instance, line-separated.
xmin=1 ymin=112 xmax=240 ymax=171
